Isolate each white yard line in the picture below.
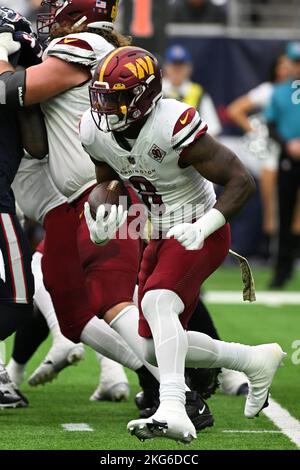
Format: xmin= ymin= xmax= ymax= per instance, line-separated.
xmin=262 ymin=398 xmax=300 ymax=449
xmin=205 ymin=291 xmax=300 ymax=306
xmin=223 ymin=430 xmax=281 ymax=433
xmin=62 ymin=423 xmax=94 ymax=432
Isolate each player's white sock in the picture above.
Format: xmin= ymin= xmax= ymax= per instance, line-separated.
xmin=97 ymin=353 xmax=128 ymax=387
xmin=80 ymin=316 xmax=142 ymax=371
xmin=110 ymin=305 xmax=160 ymax=382
xmin=31 ymin=252 xmax=61 ymax=340
xmin=6 ymin=358 xmax=25 ymax=388
xmin=185 ymin=330 xmax=267 ymax=372
xmin=141 ymin=290 xmax=187 ymax=408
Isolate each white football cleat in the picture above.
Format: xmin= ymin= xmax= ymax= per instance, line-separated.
xmin=244 ymin=343 xmax=286 ymax=418
xmin=0 ymin=366 xmax=23 ymax=409
xmin=28 ymin=337 xmax=85 ymax=386
xmin=127 ymin=401 xmax=197 ymax=444
xmin=90 ymin=355 xmax=130 ymax=402
xmin=90 ymin=382 xmax=130 ymax=402
xmin=219 ymin=369 xmax=249 ymax=396
xmin=6 ymin=359 xmax=26 ymax=388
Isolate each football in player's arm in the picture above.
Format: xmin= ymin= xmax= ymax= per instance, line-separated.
xmin=83 ymin=127 xmax=256 ymax=250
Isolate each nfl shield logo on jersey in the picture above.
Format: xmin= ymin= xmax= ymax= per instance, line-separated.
xmin=148 ymin=144 xmax=166 ymax=163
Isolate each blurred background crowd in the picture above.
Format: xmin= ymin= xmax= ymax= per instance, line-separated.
xmin=4 ymin=0 xmax=300 ymax=289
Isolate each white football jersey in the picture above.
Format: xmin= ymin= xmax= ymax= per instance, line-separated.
xmin=80 ymin=99 xmax=216 ymax=232
xmin=41 ymin=32 xmax=115 ymax=201
xmin=12 ymin=157 xmax=67 ymax=226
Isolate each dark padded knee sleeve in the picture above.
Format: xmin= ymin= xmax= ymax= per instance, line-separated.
xmin=12 ymin=306 xmax=49 ymax=365
xmin=0 ymin=302 xmax=33 ymax=341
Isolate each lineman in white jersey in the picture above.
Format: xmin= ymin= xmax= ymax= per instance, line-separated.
xmin=8 ymin=157 xmax=85 ymax=387
xmin=10 ymin=156 xmax=130 ymax=401
xmin=81 ymin=46 xmax=286 ymax=444
xmin=0 ymin=1 xmax=167 ymax=415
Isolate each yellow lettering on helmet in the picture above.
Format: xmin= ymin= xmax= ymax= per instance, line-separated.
xmin=124 ymin=62 xmax=138 ymax=78
xmin=124 ymin=56 xmax=154 ymax=79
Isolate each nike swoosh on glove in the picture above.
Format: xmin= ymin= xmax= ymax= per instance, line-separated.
xmin=167 ymin=223 xmax=204 ymax=251
xmin=84 ymin=202 xmax=128 ymax=246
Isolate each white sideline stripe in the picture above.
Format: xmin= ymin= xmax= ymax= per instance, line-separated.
xmin=62 ymin=423 xmax=94 ymax=432
xmin=223 ymin=430 xmax=281 ymax=433
xmin=205 ymin=291 xmax=300 ymax=306
xmin=262 ymin=398 xmax=300 ymax=449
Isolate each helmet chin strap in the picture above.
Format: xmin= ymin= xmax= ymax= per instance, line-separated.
xmin=101 ymin=114 xmax=130 ymax=133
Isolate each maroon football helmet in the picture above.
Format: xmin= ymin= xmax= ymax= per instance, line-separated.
xmin=89 ymin=46 xmax=162 ymax=132
xmin=37 ymin=0 xmax=120 ymax=37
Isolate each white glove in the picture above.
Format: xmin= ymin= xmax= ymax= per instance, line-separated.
xmin=84 ymin=202 xmax=128 ymax=246
xmin=0 ymin=27 xmax=21 ymax=59
xmin=166 ymin=223 xmax=204 ymax=251
xmin=166 ymin=208 xmax=226 ymax=251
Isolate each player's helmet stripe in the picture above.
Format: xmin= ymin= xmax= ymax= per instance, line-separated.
xmin=99 ymin=46 xmax=129 ymax=83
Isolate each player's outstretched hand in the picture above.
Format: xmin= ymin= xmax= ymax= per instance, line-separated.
xmin=167 ymin=223 xmax=204 ymax=251
xmin=0 ymin=26 xmax=21 ymax=57
xmin=84 ymin=202 xmax=128 ymax=246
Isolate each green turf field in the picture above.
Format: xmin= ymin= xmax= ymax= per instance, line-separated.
xmin=1 ymin=266 xmax=300 ymax=451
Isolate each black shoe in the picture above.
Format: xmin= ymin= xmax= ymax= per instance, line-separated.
xmin=135 ymin=389 xmax=214 ymax=431
xmin=0 ymin=368 xmax=22 ymax=409
xmin=135 ymin=366 xmax=159 ymax=417
xmin=185 ymin=390 xmax=214 ymax=431
xmin=185 ymin=367 xmax=221 ymax=400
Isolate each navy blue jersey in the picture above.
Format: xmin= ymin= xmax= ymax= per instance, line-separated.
xmin=0 ymin=103 xmax=24 ymax=214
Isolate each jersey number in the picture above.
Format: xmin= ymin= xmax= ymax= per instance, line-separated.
xmin=129 ymin=176 xmax=164 ymax=213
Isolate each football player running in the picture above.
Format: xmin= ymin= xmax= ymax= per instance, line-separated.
xmin=80 ymin=46 xmax=286 ymax=444
xmin=0 ymin=2 xmax=247 ymax=426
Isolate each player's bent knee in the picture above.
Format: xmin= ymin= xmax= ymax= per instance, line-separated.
xmin=141 ymin=289 xmax=185 ymax=321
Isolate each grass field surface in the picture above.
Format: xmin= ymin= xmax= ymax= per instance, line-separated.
xmin=1 ymin=266 xmax=299 ymax=451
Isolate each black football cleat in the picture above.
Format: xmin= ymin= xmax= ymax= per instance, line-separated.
xmin=136 ymin=388 xmax=214 ymax=432
xmin=135 ymin=366 xmax=160 ymax=417
xmin=185 ymin=367 xmax=221 ymax=400
xmin=185 ymin=390 xmax=214 ymax=431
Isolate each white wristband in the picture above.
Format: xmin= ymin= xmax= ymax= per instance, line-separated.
xmin=0 ymin=46 xmax=8 ymax=62
xmin=194 ymin=208 xmax=226 ymax=240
